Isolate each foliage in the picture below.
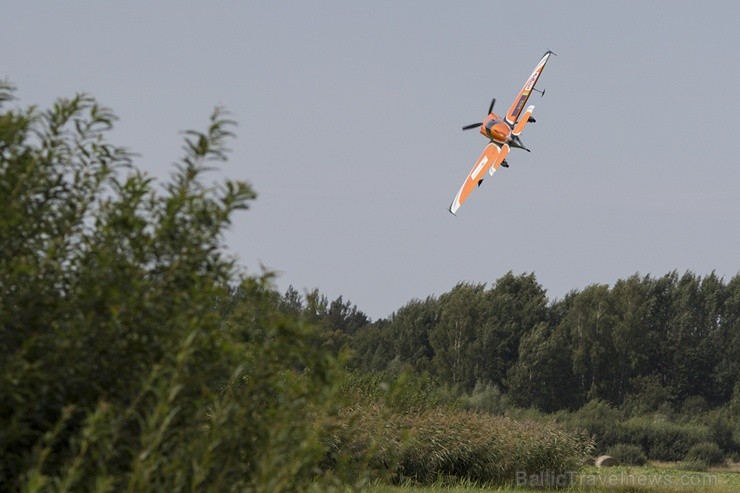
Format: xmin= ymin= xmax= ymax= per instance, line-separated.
xmin=619 ymin=417 xmax=712 ymax=461
xmin=275 ymin=286 xmax=370 ymax=356
xmin=327 ymin=403 xmax=594 ymax=486
xmin=565 ymin=399 xmax=624 ymax=452
xmin=0 ymin=82 xmax=340 ymax=491
xmin=456 ymin=380 xmax=508 ymax=414
xmin=606 ymin=443 xmax=647 ymax=466
xmin=685 ymin=442 xmax=725 ymax=467
xmin=351 ymin=271 xmax=740 ymax=420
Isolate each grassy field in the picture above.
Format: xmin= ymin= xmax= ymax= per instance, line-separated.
xmin=365 ymin=462 xmax=740 ymax=493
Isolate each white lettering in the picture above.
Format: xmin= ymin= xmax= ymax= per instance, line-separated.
xmin=515 ymin=471 xmax=528 ymax=486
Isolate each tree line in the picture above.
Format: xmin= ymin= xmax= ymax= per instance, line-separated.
xmin=288 ymin=271 xmax=739 ymax=415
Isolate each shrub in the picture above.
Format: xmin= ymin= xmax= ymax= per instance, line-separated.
xmin=458 ymin=380 xmax=508 ymax=414
xmin=0 ymin=84 xmax=341 ymax=492
xmin=685 ymin=441 xmax=725 ymax=467
xmin=327 ymin=405 xmax=594 ymax=486
xmin=566 ymin=400 xmax=623 ymax=451
xmin=704 ymin=407 xmax=738 ymax=454
xmin=615 ymin=417 xmax=711 ymax=461
xmin=606 ymin=443 xmax=647 ymax=465
xmin=680 ymin=395 xmax=709 ymax=417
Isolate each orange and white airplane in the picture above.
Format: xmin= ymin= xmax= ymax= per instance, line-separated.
xmin=449 ymin=50 xmax=555 ymax=215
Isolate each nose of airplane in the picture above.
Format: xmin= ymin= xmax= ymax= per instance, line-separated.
xmin=490 ymin=121 xmax=511 ymax=142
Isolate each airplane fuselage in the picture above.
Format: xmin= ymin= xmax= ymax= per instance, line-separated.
xmin=480 ymin=113 xmax=511 ymax=144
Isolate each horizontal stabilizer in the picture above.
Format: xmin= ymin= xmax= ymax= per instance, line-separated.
xmin=512 ymin=105 xmax=535 ymax=136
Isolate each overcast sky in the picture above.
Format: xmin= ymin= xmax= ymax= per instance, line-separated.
xmin=3 ymin=2 xmax=740 ymax=319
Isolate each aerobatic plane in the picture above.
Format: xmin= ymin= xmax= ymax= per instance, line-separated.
xmin=449 ymin=51 xmax=555 ymax=215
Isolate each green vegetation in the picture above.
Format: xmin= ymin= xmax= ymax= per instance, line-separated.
xmin=686 ymin=442 xmax=725 ymax=467
xmin=0 ymin=82 xmax=337 ymax=491
xmin=607 ymin=444 xmax=648 ymax=466
xmin=348 ymin=271 xmax=740 ymax=465
xmin=328 ymin=372 xmax=593 ymax=486
xmin=351 ymin=274 xmax=739 ymax=415
xmin=2 ymin=81 xmax=738 ymax=490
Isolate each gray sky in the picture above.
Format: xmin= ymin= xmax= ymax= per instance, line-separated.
xmin=3 ymin=2 xmax=740 ymax=319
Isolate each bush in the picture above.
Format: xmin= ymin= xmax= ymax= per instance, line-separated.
xmin=560 ymin=407 xmax=714 ymax=462
xmin=704 ymin=407 xmax=738 ymax=454
xmin=606 ymin=444 xmax=647 ymax=465
xmin=610 ymin=416 xmax=711 ymax=461
xmin=0 ymin=84 xmax=341 ymax=491
xmin=685 ymin=441 xmax=725 ymax=467
xmin=458 ymin=380 xmax=508 ymax=414
xmin=567 ymin=400 xmax=623 ymax=451
xmin=327 ymin=405 xmax=594 ymax=486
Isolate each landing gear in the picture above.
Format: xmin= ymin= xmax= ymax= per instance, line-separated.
xmin=500 ymin=160 xmax=509 ymax=168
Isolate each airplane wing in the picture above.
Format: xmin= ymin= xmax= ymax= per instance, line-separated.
xmin=449 ymin=143 xmax=510 ymax=215
xmin=505 ymin=51 xmax=554 ymax=126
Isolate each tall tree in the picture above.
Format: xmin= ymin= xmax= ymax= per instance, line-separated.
xmin=507 ymin=321 xmax=579 ymax=411
xmin=609 ymin=274 xmax=658 ymax=404
xmin=430 ymin=283 xmax=487 ymax=390
xmin=713 ymin=274 xmax=740 ymax=403
xmin=386 ymin=297 xmax=438 ymax=373
xmin=664 ymin=272 xmax=728 ymax=403
xmin=476 ymin=272 xmax=548 ymax=389
xmin=560 ymin=284 xmax=619 ymax=405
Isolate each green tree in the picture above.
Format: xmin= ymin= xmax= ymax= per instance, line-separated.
xmin=349 ymin=318 xmax=395 ymax=371
xmin=559 ymin=284 xmax=619 ymax=405
xmin=713 ymin=274 xmax=740 ymax=403
xmin=0 ymin=82 xmax=339 ymax=491
xmin=476 ymin=272 xmax=548 ymax=389
xmin=665 ymin=272 xmax=727 ymax=403
xmin=430 ymin=283 xmax=487 ymax=390
xmin=609 ymin=274 xmax=659 ymax=404
xmin=287 ymin=288 xmax=370 ymax=354
xmin=386 ymin=297 xmax=438 ymax=373
xmin=507 ymin=321 xmax=578 ymax=411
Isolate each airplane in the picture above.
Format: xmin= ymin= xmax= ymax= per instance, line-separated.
xmin=449 ymin=50 xmax=555 ymax=215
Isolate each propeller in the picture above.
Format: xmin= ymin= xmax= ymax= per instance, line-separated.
xmin=462 ymin=122 xmax=482 ymax=131
xmin=461 ymin=97 xmax=496 ymax=131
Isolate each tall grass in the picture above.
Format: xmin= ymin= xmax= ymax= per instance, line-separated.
xmin=325 ymin=399 xmax=594 ymax=486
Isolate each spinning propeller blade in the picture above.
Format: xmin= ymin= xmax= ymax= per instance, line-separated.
xmin=488 ymin=98 xmax=496 ymax=114
xmin=462 ymin=122 xmax=482 ymax=131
